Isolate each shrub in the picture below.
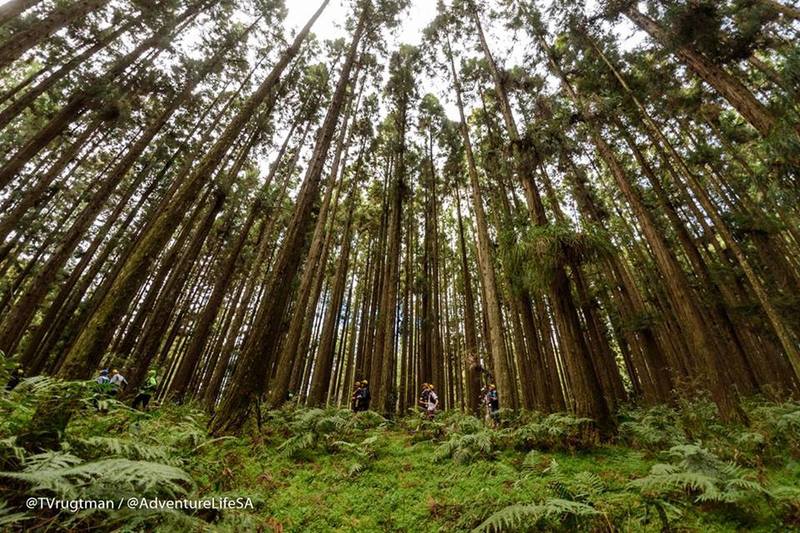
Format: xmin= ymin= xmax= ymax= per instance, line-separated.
xmin=509 ymin=413 xmax=596 ymax=451
xmin=434 ymin=430 xmax=496 ymax=464
xmin=628 ymin=444 xmax=774 ymax=530
xmin=746 ymin=400 xmax=800 ymax=458
xmin=617 ymin=404 xmax=686 ymax=452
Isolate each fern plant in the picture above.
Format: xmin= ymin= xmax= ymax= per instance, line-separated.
xmin=0 ymin=500 xmax=29 ymax=528
xmin=70 ymin=435 xmax=179 ymax=465
xmin=434 ymin=430 xmax=496 ymax=464
xmin=0 ymin=376 xmax=215 ymax=531
xmin=278 ymin=431 xmax=317 ymax=458
xmin=618 ymin=404 xmax=686 ymax=452
xmin=332 ymin=435 xmax=380 ymax=477
xmin=473 ymin=498 xmax=601 ymax=532
xmin=438 ymin=411 xmax=485 ymax=435
xmin=630 ymin=444 xmax=770 ymax=502
xmin=746 ymin=400 xmax=800 ymax=458
xmin=276 ymin=407 xmax=372 ymax=457
xmin=1 ymin=454 xmax=194 ymax=499
xmin=404 ymin=416 xmax=447 ymax=443
xmin=628 ymin=443 xmax=774 ymax=530
xmin=509 ymin=413 xmax=596 ymax=451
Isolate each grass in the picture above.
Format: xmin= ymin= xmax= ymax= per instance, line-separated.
xmin=180 ymin=407 xmax=798 ymax=532
xmin=1 ymin=379 xmax=800 ymax=531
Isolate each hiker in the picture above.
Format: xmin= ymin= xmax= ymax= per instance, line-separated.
xmin=95 ymin=368 xmax=110 ymax=385
xmin=132 ymin=369 xmax=157 ymax=411
xmin=92 ymin=369 xmax=112 ymax=410
xmin=351 ymin=381 xmax=363 ymax=412
xmin=418 ymin=383 xmax=430 ymax=414
xmin=359 ymin=380 xmax=370 ymax=411
xmin=109 ymin=369 xmax=128 ymax=396
xmin=5 ymin=364 xmax=24 ymax=390
xmin=485 ymin=384 xmax=500 ymax=427
xmin=425 ymin=384 xmax=439 ymax=419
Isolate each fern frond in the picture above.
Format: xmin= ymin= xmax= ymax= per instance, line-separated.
xmin=434 ymin=430 xmax=495 ymax=464
xmin=1 ymin=458 xmax=193 ymax=499
xmin=474 ymin=498 xmax=600 ymax=532
xmin=0 ymin=500 xmax=30 ymax=527
xmin=348 ymin=462 xmax=366 ymax=477
xmin=278 ymin=432 xmax=315 ymax=458
xmin=23 ymin=450 xmax=84 ymax=471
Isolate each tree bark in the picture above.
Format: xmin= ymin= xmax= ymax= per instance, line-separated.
xmin=209 ymin=1 xmax=364 ymax=435
xmin=57 ymin=0 xmax=328 ymax=380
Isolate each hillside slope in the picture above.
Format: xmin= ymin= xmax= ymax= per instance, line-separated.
xmin=1 ymin=379 xmax=799 ymax=531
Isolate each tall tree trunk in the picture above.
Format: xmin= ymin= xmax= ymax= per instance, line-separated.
xmin=268 ymin=89 xmax=358 ymax=407
xmin=209 ymin=1 xmax=364 ymax=434
xmin=544 ymin=41 xmax=745 ymax=421
xmin=469 ymin=9 xmax=611 ymax=427
xmin=308 ymin=183 xmax=358 ymax=405
xmin=0 ymin=2 xmax=204 ymax=189
xmin=0 ymin=18 xmax=137 ymax=130
xmin=624 ymin=6 xmax=778 ymax=137
xmin=0 ymin=0 xmax=112 ymax=70
xmin=455 ymin=187 xmax=482 ymax=416
xmin=57 ymin=0 xmax=329 ymax=380
xmin=588 ymin=35 xmax=800 ymax=382
xmin=444 ymin=32 xmax=513 ymax=414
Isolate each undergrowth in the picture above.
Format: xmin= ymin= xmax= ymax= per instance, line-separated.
xmin=1 ymin=372 xmax=799 ymax=531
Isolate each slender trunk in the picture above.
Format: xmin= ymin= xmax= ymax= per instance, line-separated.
xmin=308 ymin=185 xmax=357 ymax=405
xmin=0 ymin=3 xmax=202 ymax=189
xmin=455 ymin=187 xmax=481 ymax=416
xmin=209 ymin=1 xmax=363 ymax=435
xmin=0 ymin=19 xmax=136 ymax=130
xmin=625 ymin=6 xmax=778 ymax=137
xmin=444 ymin=32 xmax=513 ymax=414
xmin=0 ymin=0 xmax=44 ymax=26
xmin=58 ymin=1 xmax=327 ymax=379
xmin=0 ymin=0 xmax=112 ymax=70
xmin=470 ymin=11 xmax=611 ymax=427
xmin=545 ymin=41 xmax=744 ymax=421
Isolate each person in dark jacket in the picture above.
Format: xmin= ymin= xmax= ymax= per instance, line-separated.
xmin=359 ymin=380 xmax=370 ymax=411
xmin=425 ymin=384 xmax=439 ymax=419
xmin=5 ymin=365 xmax=24 ymax=390
xmin=484 ymin=384 xmax=500 ymax=427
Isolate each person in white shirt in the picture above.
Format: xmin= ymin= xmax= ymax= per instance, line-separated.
xmin=109 ymin=369 xmax=128 ymax=396
xmin=426 ymin=384 xmax=439 ymax=419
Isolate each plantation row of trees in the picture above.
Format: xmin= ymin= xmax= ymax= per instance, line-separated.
xmin=0 ymin=0 xmax=798 ymax=434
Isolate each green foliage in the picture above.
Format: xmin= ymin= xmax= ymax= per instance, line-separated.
xmin=0 ymin=500 xmax=30 ymax=528
xmin=618 ymin=404 xmax=686 ymax=452
xmin=401 ymin=414 xmax=448 ymax=442
xmin=1 ymin=456 xmax=193 ymax=500
xmin=501 ymin=222 xmax=612 ymax=294
xmin=275 ymin=407 xmax=387 ymax=458
xmin=0 ymin=378 xmax=217 ymax=530
xmin=434 ymin=430 xmax=496 ymax=464
xmin=746 ymin=400 xmax=800 ymax=457
xmin=628 ymin=443 xmax=772 ymax=530
xmin=509 ymin=413 xmax=597 ymax=451
xmin=474 ymin=498 xmax=602 ymax=532
xmin=71 ymin=436 xmax=178 ymax=465
xmin=2 ymin=382 xmax=799 ymax=531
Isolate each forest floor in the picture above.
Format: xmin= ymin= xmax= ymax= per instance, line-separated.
xmin=1 ymin=377 xmax=800 ymax=531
